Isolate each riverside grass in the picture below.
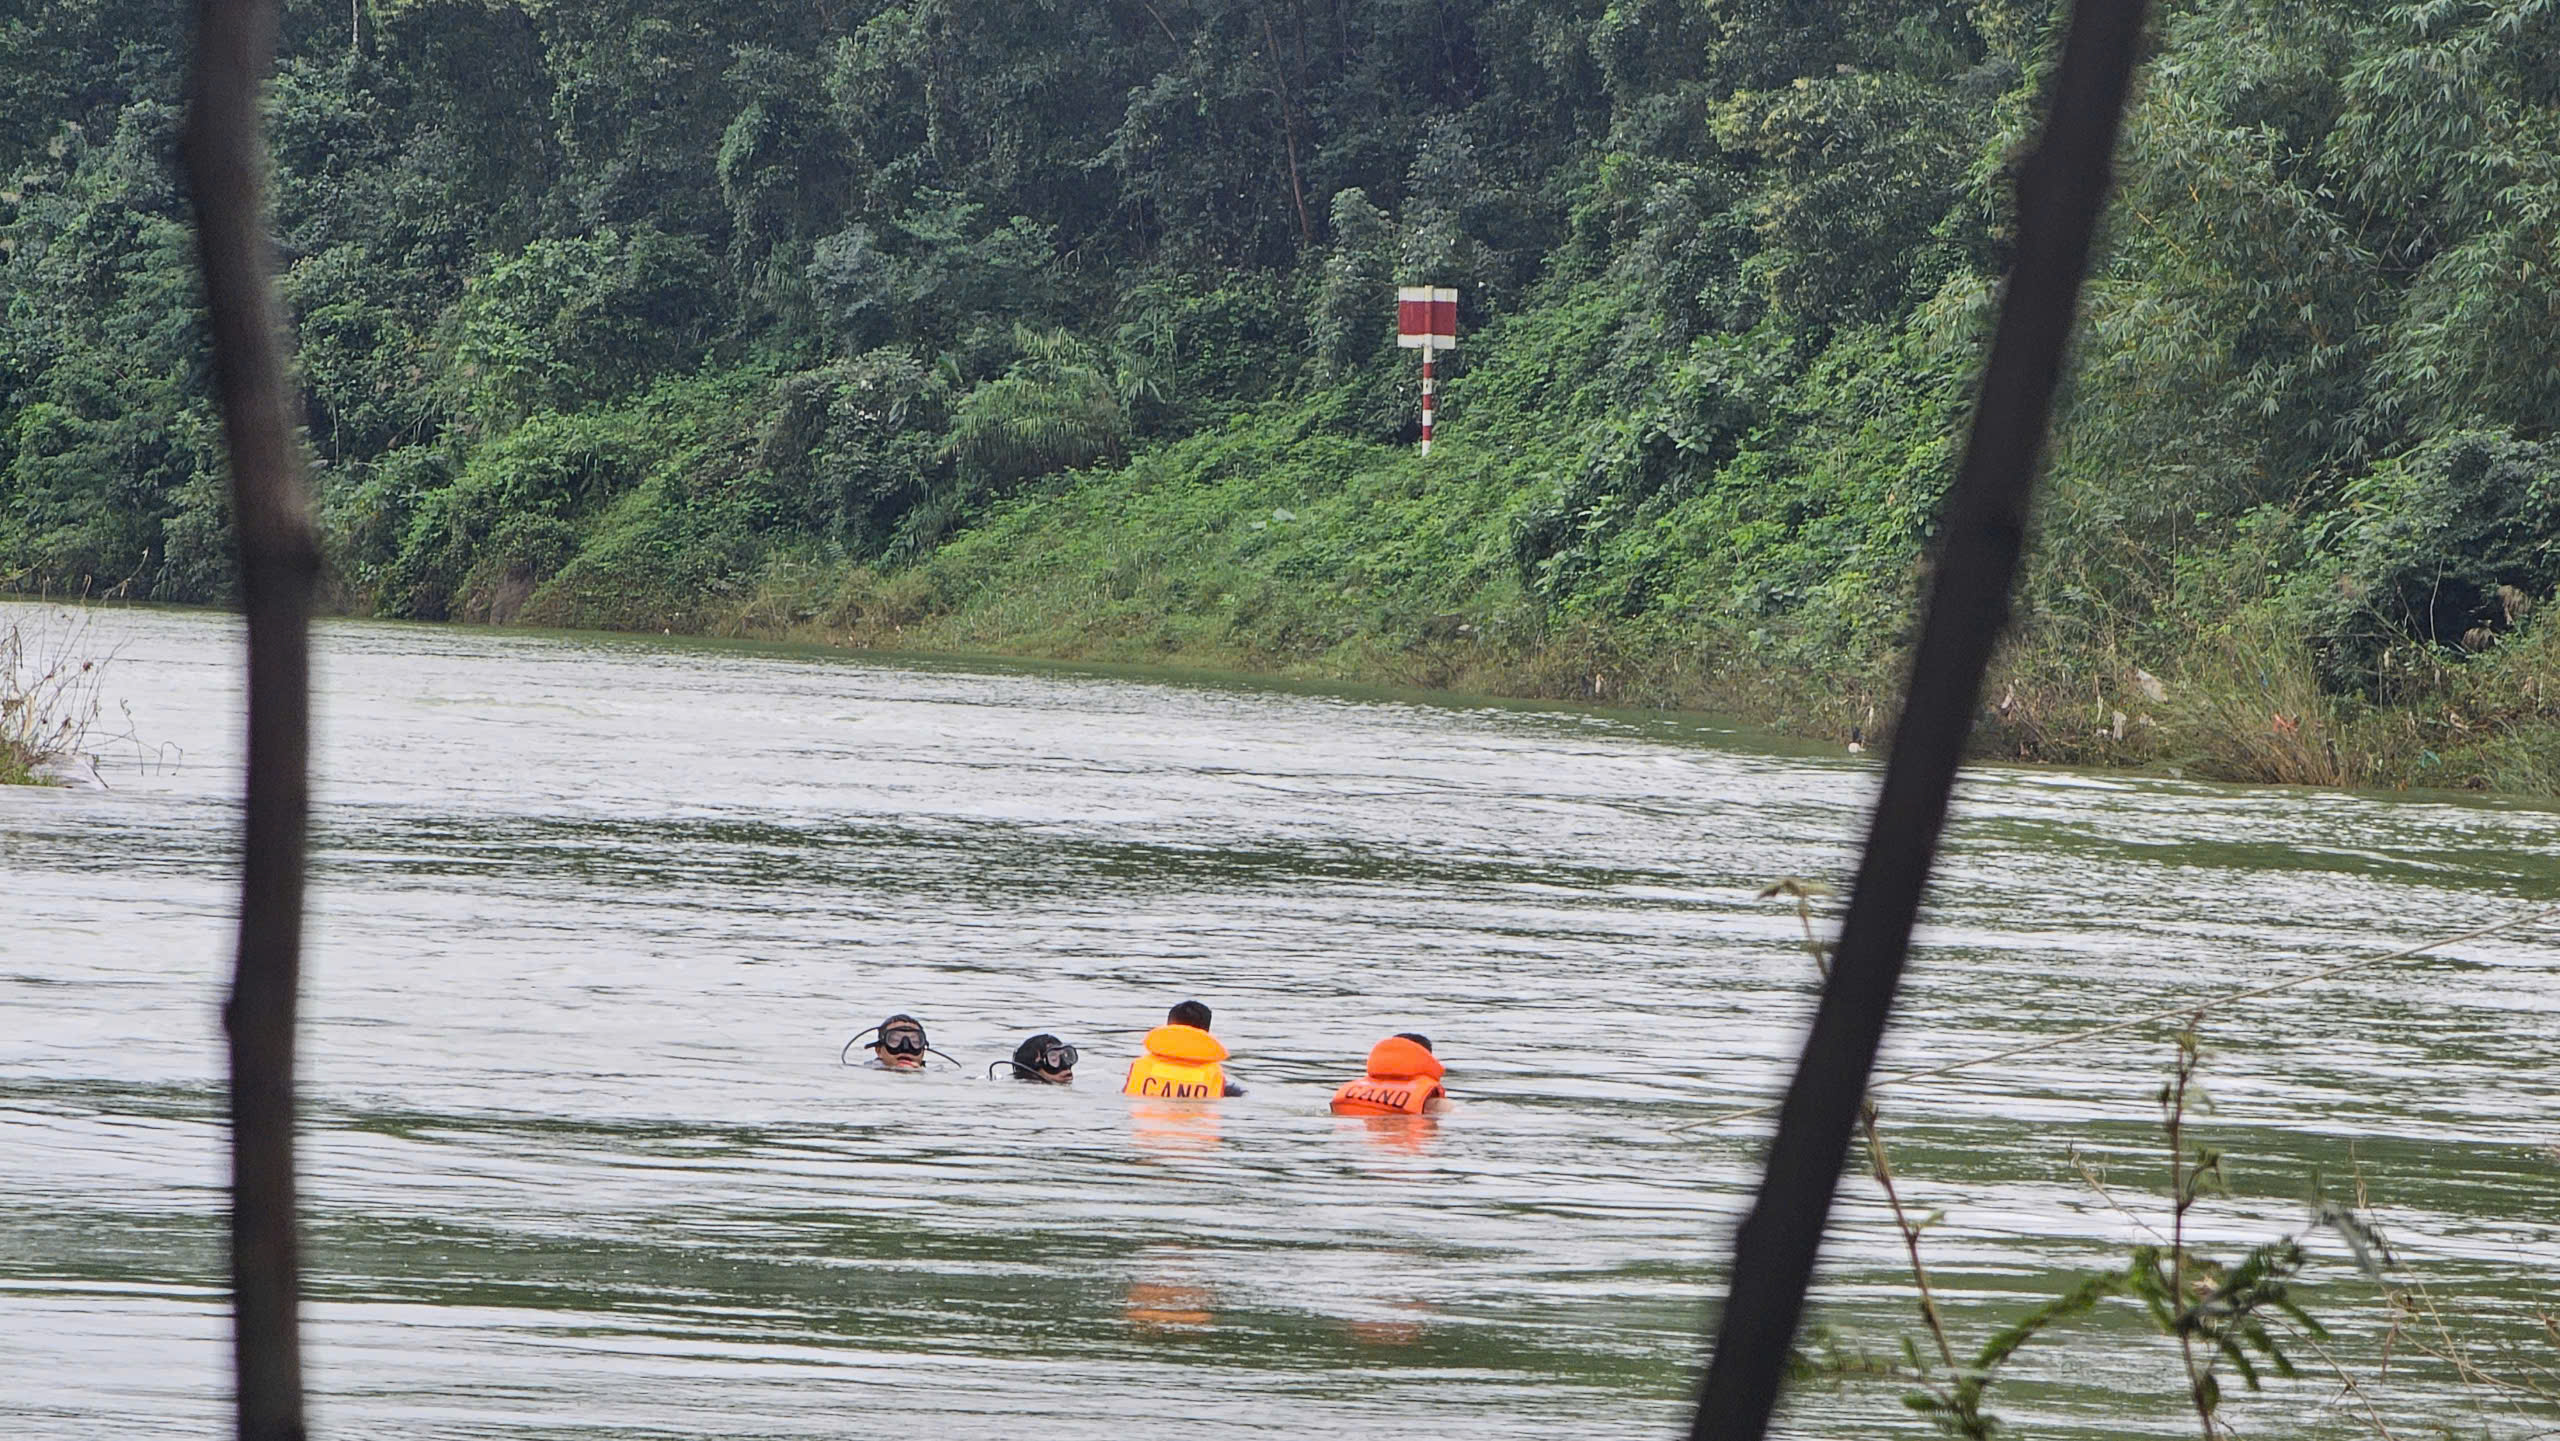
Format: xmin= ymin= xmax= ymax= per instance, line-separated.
xmin=0 ymin=607 xmax=111 ymax=785
xmin=713 ymin=422 xmax=1889 ymax=741
xmin=667 ymin=402 xmax=2560 ymax=800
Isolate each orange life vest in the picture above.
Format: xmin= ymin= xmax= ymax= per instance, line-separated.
xmin=1329 ymin=1035 xmax=1446 ymax=1116
xmin=1124 ymin=1023 xmax=1228 ymax=1099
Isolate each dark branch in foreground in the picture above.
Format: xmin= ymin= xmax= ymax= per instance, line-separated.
xmin=1686 ymin=2 xmax=2154 ymax=1438
xmin=182 ymin=0 xmax=321 ymax=1437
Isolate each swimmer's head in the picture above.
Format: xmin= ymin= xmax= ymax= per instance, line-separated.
xmin=1010 ymin=1033 xmax=1079 ymax=1083
xmin=1168 ymin=999 xmax=1213 ymax=1030
xmin=1393 ymin=1032 xmax=1433 ymax=1052
xmin=873 ymin=1013 xmax=929 ymax=1070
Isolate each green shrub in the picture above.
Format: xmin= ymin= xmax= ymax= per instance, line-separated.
xmin=440 ymin=226 xmax=720 ymax=431
xmin=520 ymin=480 xmax=762 ymax=631
xmin=2308 ymin=433 xmax=2560 ymax=693
xmin=755 ymin=350 xmax=951 ymax=551
xmin=456 ymin=513 xmax=580 ymax=623
xmin=320 ymin=446 xmax=453 ymax=611
xmin=944 ymin=329 xmax=1130 ymax=494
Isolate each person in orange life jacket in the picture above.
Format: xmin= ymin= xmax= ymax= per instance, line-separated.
xmin=1123 ymin=999 xmax=1245 ymax=1098
xmin=1329 ymin=1032 xmax=1447 ymax=1115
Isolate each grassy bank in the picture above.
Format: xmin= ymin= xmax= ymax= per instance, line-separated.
xmin=648 ymin=389 xmax=2560 ymax=800
xmin=706 ymin=393 xmax=1905 ymax=742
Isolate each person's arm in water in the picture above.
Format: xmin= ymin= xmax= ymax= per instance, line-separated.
xmin=1223 ymin=1078 xmax=1245 ymax=1097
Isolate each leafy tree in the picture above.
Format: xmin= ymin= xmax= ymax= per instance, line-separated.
xmin=1313 ymin=187 xmax=1394 ymax=377
xmin=1 ymin=96 xmax=219 ymax=597
xmin=440 ymin=226 xmax=718 ymax=431
xmin=806 ymin=193 xmax=1059 ymax=362
xmin=756 ymin=349 xmax=953 ymax=551
xmin=717 ymin=44 xmax=854 ymax=336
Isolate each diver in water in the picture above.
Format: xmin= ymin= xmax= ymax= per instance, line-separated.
xmin=996 ymin=1033 xmax=1080 ymax=1083
xmin=842 ymin=1013 xmax=955 ymax=1071
xmin=1123 ymin=999 xmax=1245 ymax=1098
xmin=1330 ymin=1031 xmax=1447 ymax=1115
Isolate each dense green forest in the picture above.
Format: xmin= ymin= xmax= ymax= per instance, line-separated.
xmin=5 ymin=0 xmax=2558 ymax=788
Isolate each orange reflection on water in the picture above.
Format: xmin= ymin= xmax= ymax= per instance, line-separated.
xmin=1125 ymin=1243 xmax=1216 ymax=1334
xmin=1345 ymin=1298 xmax=1434 ymax=1347
xmin=1128 ymin=1099 xmax=1223 ymax=1155
xmin=1348 ymin=1112 xmax=1438 ymax=1154
xmin=1124 ymin=1279 xmax=1216 ymax=1333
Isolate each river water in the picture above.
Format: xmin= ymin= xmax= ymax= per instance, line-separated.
xmin=4 ymin=599 xmax=2556 ymax=1439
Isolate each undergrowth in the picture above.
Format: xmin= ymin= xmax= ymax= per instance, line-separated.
xmin=1 ymin=605 xmax=112 ymax=785
xmin=681 ymin=380 xmax=2560 ymax=798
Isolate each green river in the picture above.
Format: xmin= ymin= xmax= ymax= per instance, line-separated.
xmin=3 ymin=600 xmax=2556 ymax=1438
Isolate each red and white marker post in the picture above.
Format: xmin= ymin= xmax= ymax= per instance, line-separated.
xmin=1396 ymin=286 xmax=1458 ymax=455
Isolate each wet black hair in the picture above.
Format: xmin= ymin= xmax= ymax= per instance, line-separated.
xmin=1009 ymin=1033 xmax=1079 ymax=1080
xmin=1394 ymin=1032 xmax=1434 ymax=1052
xmin=1168 ymin=999 xmax=1212 ymax=1030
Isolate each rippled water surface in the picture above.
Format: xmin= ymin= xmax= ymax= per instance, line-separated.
xmin=5 ymin=601 xmax=2558 ymax=1439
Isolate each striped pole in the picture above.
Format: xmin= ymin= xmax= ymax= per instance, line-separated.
xmin=1397 ymin=285 xmax=1456 ymax=454
xmin=1419 ymin=343 xmax=1435 ymax=456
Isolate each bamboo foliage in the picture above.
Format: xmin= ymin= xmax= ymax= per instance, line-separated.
xmin=942 ymin=328 xmax=1131 ymax=493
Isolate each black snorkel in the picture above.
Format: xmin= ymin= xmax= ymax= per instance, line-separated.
xmin=840 ymin=1014 xmax=959 ymax=1070
xmin=989 ymin=1034 xmax=1079 ymax=1083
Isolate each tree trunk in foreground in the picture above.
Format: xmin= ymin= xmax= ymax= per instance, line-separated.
xmin=1686 ymin=2 xmax=2153 ymax=1437
xmin=182 ymin=0 xmax=320 ymax=1436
